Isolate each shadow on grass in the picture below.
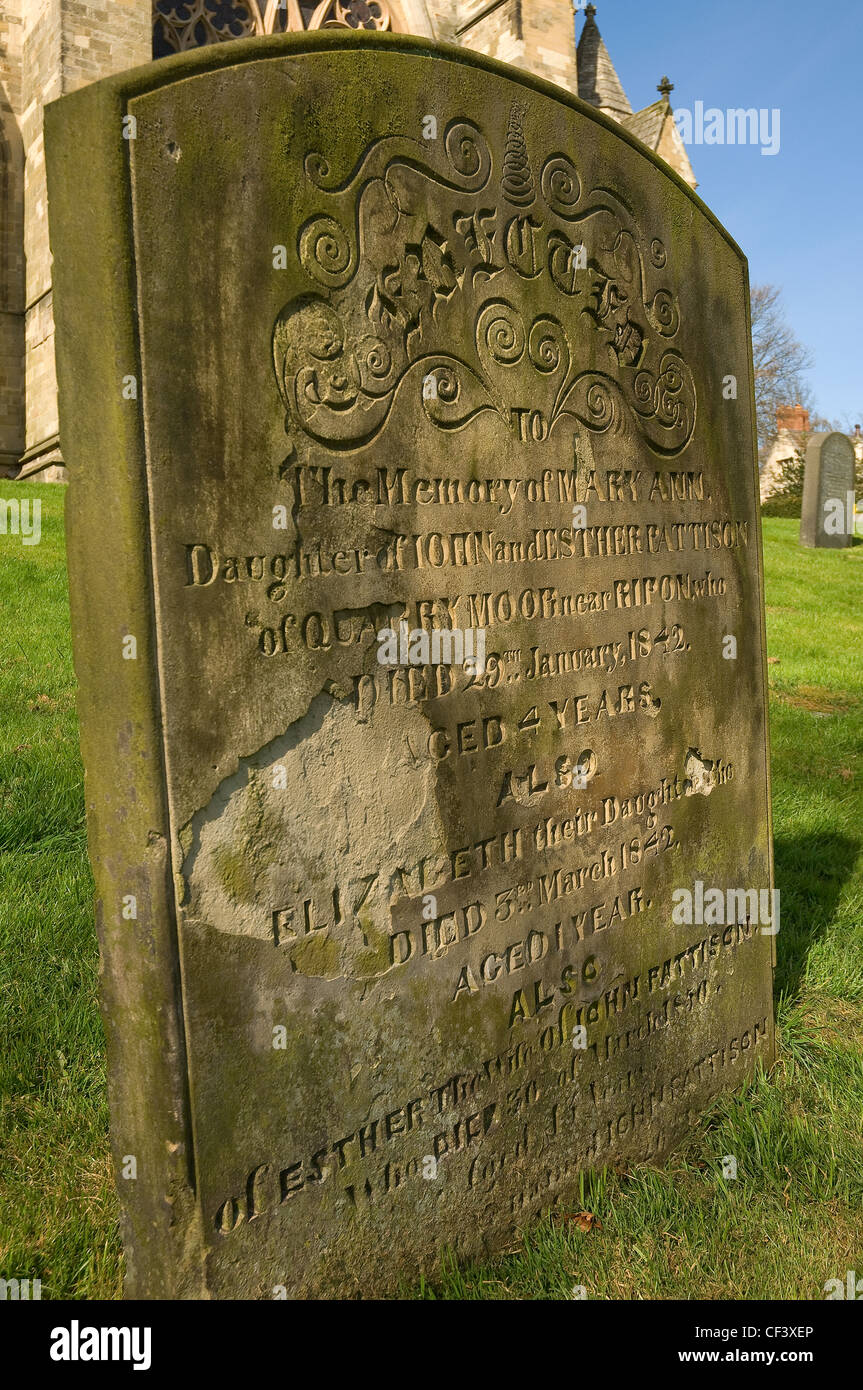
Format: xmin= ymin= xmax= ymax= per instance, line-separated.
xmin=773 ymin=830 xmax=859 ymax=1001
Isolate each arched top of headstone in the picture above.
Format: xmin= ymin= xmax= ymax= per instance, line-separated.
xmin=76 ymin=30 xmax=741 ymax=249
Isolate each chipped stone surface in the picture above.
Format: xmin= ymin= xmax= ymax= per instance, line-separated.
xmin=46 ymin=33 xmax=774 ymax=1299
xmin=181 ymin=692 xmax=446 ymax=974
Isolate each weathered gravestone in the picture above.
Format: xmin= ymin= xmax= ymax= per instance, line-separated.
xmin=46 ymin=32 xmax=775 ymax=1299
xmin=800 ymin=431 xmax=856 ymax=548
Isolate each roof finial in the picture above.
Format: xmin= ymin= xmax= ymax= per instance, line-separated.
xmin=658 ymin=75 xmax=674 ymax=99
xmin=585 ymin=4 xmax=597 ymax=18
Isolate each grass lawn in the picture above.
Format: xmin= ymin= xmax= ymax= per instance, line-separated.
xmin=1 ymin=485 xmax=861 ymax=1300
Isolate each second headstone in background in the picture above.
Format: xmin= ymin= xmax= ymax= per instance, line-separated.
xmin=800 ymin=432 xmax=856 ymax=548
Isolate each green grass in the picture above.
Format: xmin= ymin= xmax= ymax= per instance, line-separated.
xmin=1 ymin=492 xmax=861 ymax=1300
xmin=0 ymin=482 xmax=121 ymax=1299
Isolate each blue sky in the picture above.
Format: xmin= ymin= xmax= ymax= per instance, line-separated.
xmin=576 ymin=0 xmax=862 ymax=423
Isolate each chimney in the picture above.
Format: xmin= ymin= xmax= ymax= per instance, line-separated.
xmin=775 ymin=402 xmax=809 ymax=433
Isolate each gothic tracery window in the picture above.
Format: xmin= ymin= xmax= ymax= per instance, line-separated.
xmin=153 ymin=1 xmax=392 ymax=59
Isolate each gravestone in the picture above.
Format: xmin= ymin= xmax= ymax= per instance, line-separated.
xmin=800 ymin=432 xmax=856 ymax=548
xmin=46 ymin=32 xmax=775 ymax=1299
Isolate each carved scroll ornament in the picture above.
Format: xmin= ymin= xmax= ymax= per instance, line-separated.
xmin=272 ymin=106 xmax=696 ymax=459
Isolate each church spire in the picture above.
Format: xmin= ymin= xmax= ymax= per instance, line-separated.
xmin=576 ymin=4 xmax=633 ymax=120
